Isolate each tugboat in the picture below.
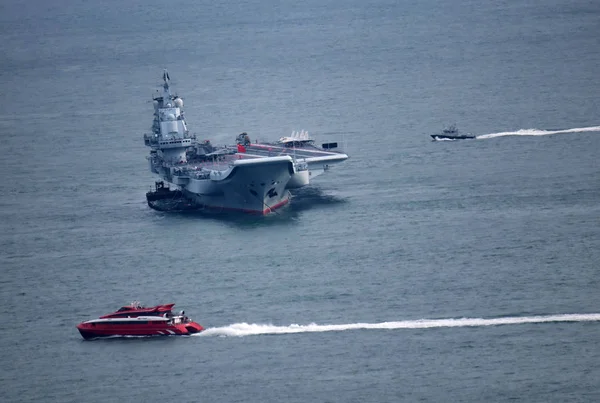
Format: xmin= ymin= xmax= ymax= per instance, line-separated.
xmin=76 ymin=302 xmax=204 ymax=340
xmin=145 ymin=181 xmax=198 ymax=212
xmin=431 ymin=124 xmax=476 ymax=140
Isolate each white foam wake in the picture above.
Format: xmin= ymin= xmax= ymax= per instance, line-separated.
xmin=197 ymin=313 xmax=600 ymax=337
xmin=477 ymin=125 xmax=600 ymax=139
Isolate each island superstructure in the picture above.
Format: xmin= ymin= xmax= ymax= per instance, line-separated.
xmin=143 ymin=70 xmax=348 ymax=214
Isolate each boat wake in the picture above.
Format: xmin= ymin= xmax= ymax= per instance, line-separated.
xmin=197 ymin=313 xmax=600 ymax=337
xmin=477 ymin=125 xmax=600 ymax=139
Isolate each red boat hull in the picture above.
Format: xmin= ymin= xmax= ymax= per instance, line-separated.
xmin=77 ymin=321 xmax=204 ymax=340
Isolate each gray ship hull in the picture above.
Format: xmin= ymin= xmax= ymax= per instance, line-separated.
xmin=180 ymin=156 xmax=294 ymax=214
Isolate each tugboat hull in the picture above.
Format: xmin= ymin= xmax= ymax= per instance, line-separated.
xmin=146 ymin=181 xmax=199 ymax=212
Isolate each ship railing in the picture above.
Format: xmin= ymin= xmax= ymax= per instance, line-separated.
xmin=144 ymin=131 xmax=194 ymax=143
xmin=193 ymin=171 xmax=211 ymax=179
xmin=171 ymin=168 xmax=192 ymax=177
xmin=177 ymin=131 xmax=195 ymax=140
xmin=294 ymin=160 xmax=308 ymax=171
xmin=168 ymin=315 xmax=188 ymax=325
xmin=170 ymin=166 xmax=211 ymax=180
xmin=144 ymin=133 xmax=157 ymax=144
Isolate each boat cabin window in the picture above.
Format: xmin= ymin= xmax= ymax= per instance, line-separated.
xmin=104 ymin=320 xmax=149 ymax=325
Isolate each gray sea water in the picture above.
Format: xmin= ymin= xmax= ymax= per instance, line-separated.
xmin=1 ymin=0 xmax=600 ymax=402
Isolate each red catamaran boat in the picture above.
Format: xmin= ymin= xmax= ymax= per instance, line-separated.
xmin=76 ymin=302 xmax=204 ymax=340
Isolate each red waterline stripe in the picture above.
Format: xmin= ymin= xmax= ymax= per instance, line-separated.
xmin=200 ymin=197 xmax=290 ymax=215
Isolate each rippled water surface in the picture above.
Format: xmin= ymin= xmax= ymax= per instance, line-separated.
xmin=1 ymin=0 xmax=600 ymax=402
